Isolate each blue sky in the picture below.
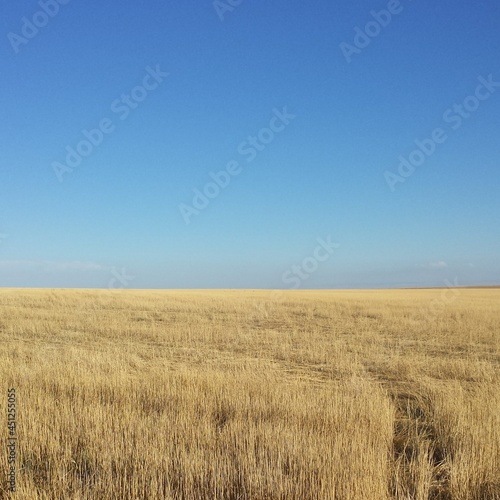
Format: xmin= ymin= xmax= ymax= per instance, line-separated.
xmin=1 ymin=0 xmax=499 ymax=288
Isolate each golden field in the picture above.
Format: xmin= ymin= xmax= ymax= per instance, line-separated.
xmin=0 ymin=288 xmax=498 ymax=499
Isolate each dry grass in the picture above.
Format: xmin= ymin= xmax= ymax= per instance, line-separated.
xmin=0 ymin=288 xmax=498 ymax=499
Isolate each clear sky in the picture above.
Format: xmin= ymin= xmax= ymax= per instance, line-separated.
xmin=1 ymin=0 xmax=499 ymax=289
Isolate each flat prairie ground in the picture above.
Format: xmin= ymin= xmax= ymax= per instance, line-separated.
xmin=0 ymin=288 xmax=499 ymax=499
